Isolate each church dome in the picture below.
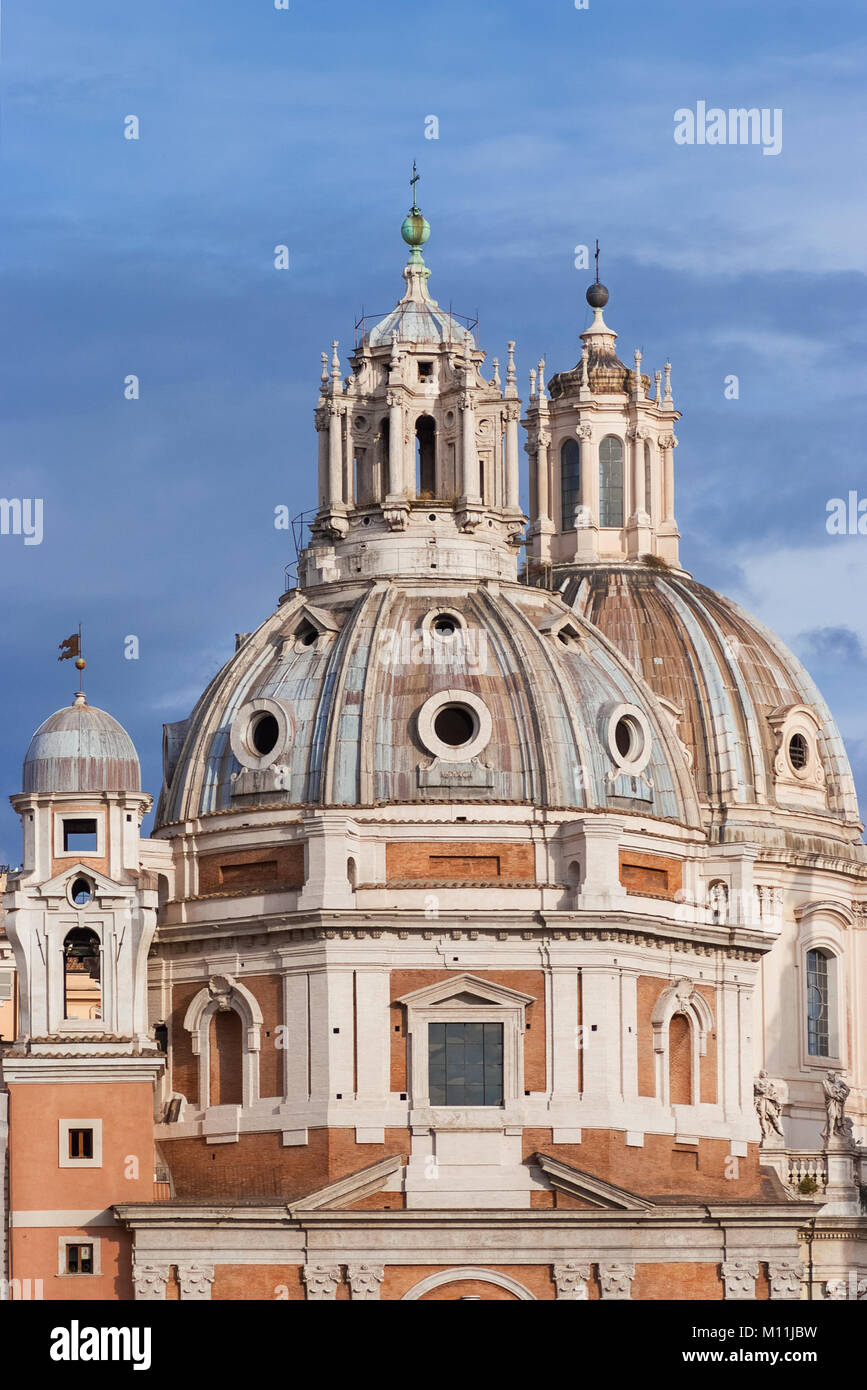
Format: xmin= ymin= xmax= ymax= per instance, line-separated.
xmin=156 ymin=579 xmax=701 ymax=829
xmin=562 ymin=564 xmax=863 ymax=843
xmin=22 ymin=691 xmax=141 ymax=794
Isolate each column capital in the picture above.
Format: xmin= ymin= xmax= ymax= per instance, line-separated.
xmin=132 ymin=1262 xmax=170 ymax=1301
xmin=768 ymin=1261 xmax=805 ymax=1300
xmin=598 ymin=1262 xmax=635 ymax=1300
xmin=346 ymin=1263 xmax=385 ymax=1301
xmin=721 ymin=1259 xmax=758 ymax=1300
xmin=303 ymin=1264 xmax=342 ymax=1300
xmin=177 ymin=1262 xmax=215 ymax=1301
xmin=553 ymin=1262 xmax=591 ymax=1300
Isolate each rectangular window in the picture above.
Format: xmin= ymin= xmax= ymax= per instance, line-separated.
xmin=428 ymin=1022 xmax=504 ymax=1106
xmin=66 ymin=1244 xmax=94 ymax=1275
xmin=68 ymin=1127 xmax=94 ymax=1161
xmin=0 ymin=973 xmax=13 ymax=1002
xmin=63 ymin=818 xmax=98 ymax=853
xmin=807 ymin=949 xmax=830 ymax=1056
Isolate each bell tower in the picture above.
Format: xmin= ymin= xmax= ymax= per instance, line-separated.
xmin=1 ymin=688 xmax=169 ymax=1300
xmin=300 ymin=170 xmax=527 ymax=587
xmin=524 ymin=270 xmax=682 ymax=582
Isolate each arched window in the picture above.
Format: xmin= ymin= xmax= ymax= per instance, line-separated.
xmin=415 ymin=415 xmax=436 ymax=497
xmin=599 ymin=436 xmax=624 ymax=527
xmin=668 ymin=1014 xmax=692 ymax=1105
xmin=209 ymin=1009 xmax=244 ymax=1106
xmin=63 ymin=928 xmax=101 ymax=1021
xmin=644 ymin=441 xmax=652 ymax=520
xmin=560 ymin=439 xmax=581 ymax=531
xmin=806 ymin=948 xmax=837 ymax=1057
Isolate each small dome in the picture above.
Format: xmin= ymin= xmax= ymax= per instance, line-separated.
xmin=22 ymin=692 xmax=141 ymax=794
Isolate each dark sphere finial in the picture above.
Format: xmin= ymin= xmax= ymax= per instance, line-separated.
xmin=586 ymin=281 xmax=609 ymax=310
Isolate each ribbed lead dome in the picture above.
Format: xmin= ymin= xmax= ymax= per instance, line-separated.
xmin=22 ymin=692 xmax=141 ymax=793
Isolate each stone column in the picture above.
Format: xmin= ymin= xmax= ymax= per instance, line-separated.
xmin=660 ymin=433 xmax=677 ymax=522
xmin=387 ymin=391 xmax=403 ymax=497
xmin=343 ymin=410 xmax=354 ymax=507
xmin=504 ymin=404 xmax=520 ymax=510
xmin=346 ymin=1264 xmax=384 ymax=1301
xmin=574 ymin=424 xmax=598 ymax=562
xmin=303 ymin=1265 xmax=341 ymax=1300
xmin=177 ymin=1263 xmax=215 ymax=1301
xmin=536 ymin=430 xmax=551 ymax=525
xmin=132 ymin=1262 xmax=169 ymax=1301
xmin=632 ymin=428 xmax=646 ymax=513
xmin=328 ymin=406 xmax=344 ymax=506
xmin=599 ymin=1263 xmax=635 ymax=1300
xmin=315 ymin=408 xmax=329 ymax=509
xmin=553 ymin=1262 xmax=591 ymax=1300
xmin=721 ymin=1260 xmax=758 ymax=1300
xmin=461 ymin=391 xmax=479 ymax=498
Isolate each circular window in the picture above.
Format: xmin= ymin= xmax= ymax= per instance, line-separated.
xmin=615 ymin=717 xmax=641 ymax=759
xmin=433 ymin=704 xmax=476 ymax=746
xmin=251 ymin=712 xmax=279 ymax=755
xmin=604 ymin=703 xmax=652 ymax=776
xmin=230 ymin=697 xmax=294 ymax=771
xmin=421 ymin=607 xmax=467 ymax=645
xmin=70 ymin=876 xmax=93 ymax=908
xmin=788 ymin=732 xmax=809 ymax=771
xmin=417 ymin=689 xmax=493 ymax=763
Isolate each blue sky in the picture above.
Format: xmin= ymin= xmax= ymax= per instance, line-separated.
xmin=1 ymin=0 xmax=866 ymax=858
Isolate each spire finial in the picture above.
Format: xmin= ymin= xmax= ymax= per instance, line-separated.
xmin=401 ymin=164 xmax=431 ymax=267
xmin=595 ymin=238 xmax=600 ymax=282
xmin=586 ymin=238 xmax=609 ymax=311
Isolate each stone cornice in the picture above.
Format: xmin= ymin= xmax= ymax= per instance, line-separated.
xmin=113 ymin=1202 xmax=811 ymax=1232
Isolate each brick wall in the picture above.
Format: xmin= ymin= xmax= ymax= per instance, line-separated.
xmin=160 ymin=1127 xmax=411 ymax=1203
xmin=198 ymin=844 xmax=304 ymax=895
xmin=524 ymin=1128 xmax=766 ymax=1199
xmin=619 ymin=850 xmax=683 ymax=899
xmin=386 ymin=841 xmax=535 ymax=882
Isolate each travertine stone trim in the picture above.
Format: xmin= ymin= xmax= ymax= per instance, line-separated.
xmin=177 ymin=1263 xmax=215 ymax=1301
xmin=768 ymin=1261 xmax=804 ymax=1300
xmin=303 ymin=1264 xmax=341 ymax=1300
xmin=346 ymin=1264 xmax=384 ymax=1301
xmin=721 ymin=1260 xmax=758 ymax=1300
xmin=553 ymin=1262 xmax=591 ymax=1300
xmin=132 ymin=1262 xmax=169 ymax=1301
xmin=598 ymin=1262 xmax=635 ymax=1300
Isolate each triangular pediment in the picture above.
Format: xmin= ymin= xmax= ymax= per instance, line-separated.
xmin=288 ymin=1154 xmax=402 ymax=1214
xmin=533 ymin=1152 xmax=655 ymax=1211
xmin=395 ymin=973 xmax=535 ymax=1010
xmin=33 ymin=864 xmax=132 ymax=901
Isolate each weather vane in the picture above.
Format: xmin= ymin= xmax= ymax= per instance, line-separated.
xmin=58 ymin=623 xmax=86 ymax=690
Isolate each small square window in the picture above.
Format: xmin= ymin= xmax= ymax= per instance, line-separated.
xmin=418 ymin=361 xmax=434 ymax=381
xmin=59 ymin=1118 xmax=102 ymax=1168
xmin=63 ymin=819 xmax=98 ymax=853
xmin=68 ymin=1127 xmax=94 ymax=1161
xmin=66 ymin=1243 xmax=94 ymax=1275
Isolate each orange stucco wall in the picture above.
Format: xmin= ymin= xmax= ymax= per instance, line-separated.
xmin=7 ymin=1080 xmax=155 ymax=1300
